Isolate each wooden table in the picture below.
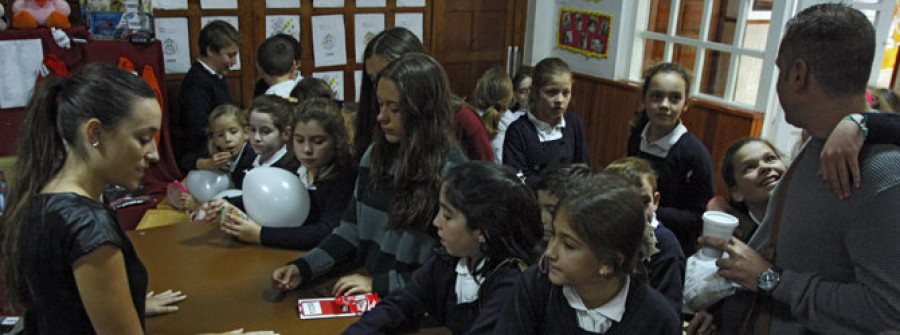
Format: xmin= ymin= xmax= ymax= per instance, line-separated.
xmin=129 ymin=222 xmax=450 ymax=335
xmin=129 ymin=221 xmax=362 ymax=335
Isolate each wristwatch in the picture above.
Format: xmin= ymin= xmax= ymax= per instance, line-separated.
xmin=843 ymin=113 xmax=869 ymax=141
xmin=758 ymin=266 xmax=782 ymax=295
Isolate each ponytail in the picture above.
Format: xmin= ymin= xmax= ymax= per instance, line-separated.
xmin=473 ymin=67 xmax=513 ymax=140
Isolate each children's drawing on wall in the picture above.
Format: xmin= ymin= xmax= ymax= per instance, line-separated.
xmin=557 ymin=8 xmax=612 ymax=59
xmin=266 ymin=15 xmax=301 ymax=42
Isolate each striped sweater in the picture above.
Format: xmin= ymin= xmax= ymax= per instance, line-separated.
xmin=291 ymin=146 xmax=467 ymax=295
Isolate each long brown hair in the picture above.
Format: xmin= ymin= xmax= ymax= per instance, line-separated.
xmin=2 ymin=63 xmax=156 ymax=311
xmin=474 ymin=67 xmax=513 ymax=140
xmin=370 ymin=53 xmax=454 ymax=230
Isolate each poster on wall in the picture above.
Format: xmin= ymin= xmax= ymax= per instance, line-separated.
xmin=557 ymin=8 xmax=612 ymax=59
xmin=154 ymin=0 xmax=188 ymax=10
xmin=394 ymin=13 xmax=424 ymax=43
xmin=313 ymin=0 xmax=344 ymax=8
xmin=356 ymin=0 xmax=386 ymax=8
xmin=354 ymin=14 xmax=385 ymax=62
xmin=200 ymin=0 xmax=237 ymax=9
xmin=311 ymin=15 xmax=348 ymax=67
xmin=155 ymin=17 xmax=191 ymax=74
xmin=266 ymin=15 xmax=301 ymax=42
xmin=266 ymin=0 xmax=299 ymax=8
xmin=201 ymin=16 xmax=241 ymax=70
xmin=312 ymin=71 xmax=345 ymax=100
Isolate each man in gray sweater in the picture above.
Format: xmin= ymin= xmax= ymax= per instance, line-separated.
xmin=700 ymin=4 xmax=900 ymax=334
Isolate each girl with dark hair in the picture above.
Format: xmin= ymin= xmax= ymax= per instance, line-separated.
xmin=627 ymin=62 xmax=714 ymax=257
xmin=272 ymin=53 xmax=467 ymax=297
xmin=355 ymin=27 xmax=492 ymax=162
xmin=510 ymin=67 xmax=533 ymax=112
xmin=234 ymin=95 xmax=301 ymax=186
xmin=1 ymin=63 xmax=271 ymax=334
xmin=494 ymin=174 xmax=680 ymax=334
xmin=215 ymin=98 xmax=356 ymax=250
xmin=503 ymin=57 xmax=591 ymax=189
xmin=345 ymin=161 xmax=542 ymax=334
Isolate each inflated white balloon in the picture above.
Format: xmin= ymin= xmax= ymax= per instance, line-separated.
xmin=242 ymin=167 xmax=310 ymax=227
xmin=214 ymin=189 xmax=243 ymax=199
xmin=185 ymin=170 xmax=232 ymax=203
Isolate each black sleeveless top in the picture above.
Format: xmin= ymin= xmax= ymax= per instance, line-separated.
xmin=22 ymin=193 xmax=148 ymax=334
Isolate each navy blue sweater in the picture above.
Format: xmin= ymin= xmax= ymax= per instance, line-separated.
xmin=259 ymin=163 xmax=356 ymax=250
xmin=345 ymin=255 xmax=525 ymax=334
xmin=173 ymin=61 xmax=233 ymax=174
xmin=865 ymin=112 xmax=900 ymax=145
xmin=493 ymin=266 xmax=681 ymax=334
xmin=647 ymin=223 xmax=685 ymax=314
xmin=627 ymin=131 xmax=714 ymax=256
xmin=503 ymin=112 xmax=591 ymax=189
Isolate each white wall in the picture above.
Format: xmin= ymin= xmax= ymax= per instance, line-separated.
xmin=523 ymin=0 xmax=629 ymax=80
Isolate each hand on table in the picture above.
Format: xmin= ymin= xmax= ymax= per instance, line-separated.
xmin=819 ymin=117 xmax=864 ymax=199
xmin=332 ymin=273 xmax=373 ymax=296
xmin=200 ymin=199 xmax=227 ymax=222
xmin=221 ymin=212 xmax=262 ymax=244
xmin=272 ymin=264 xmax=302 ymax=291
xmin=697 ymin=236 xmax=771 ymax=292
xmin=145 ymin=289 xmax=187 ymax=317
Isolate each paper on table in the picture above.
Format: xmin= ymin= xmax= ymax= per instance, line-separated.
xmin=155 ymin=17 xmax=192 ymax=74
xmin=312 ymin=0 xmax=344 ymax=8
xmin=354 ymin=70 xmax=363 ymax=102
xmin=153 ymin=0 xmax=188 ymax=10
xmin=266 ymin=15 xmax=301 ymax=42
xmin=0 ymin=39 xmax=43 ymax=109
xmin=312 ymin=71 xmax=345 ymax=101
xmin=311 ymin=15 xmax=348 ymax=67
xmin=266 ymin=0 xmax=299 ymax=8
xmin=356 ymin=0 xmax=386 ymax=8
xmin=394 ymin=12 xmax=424 ymax=42
xmin=201 ymin=16 xmax=242 ymax=70
xmin=200 ymin=0 xmax=237 ymax=9
xmin=397 ymin=0 xmax=425 ymax=7
xmin=354 ymin=14 xmax=384 ymax=63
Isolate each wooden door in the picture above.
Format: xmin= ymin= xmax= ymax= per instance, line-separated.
xmin=431 ymin=0 xmax=528 ymax=101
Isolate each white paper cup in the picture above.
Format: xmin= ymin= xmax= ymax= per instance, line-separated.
xmin=700 ymin=211 xmax=739 ymax=259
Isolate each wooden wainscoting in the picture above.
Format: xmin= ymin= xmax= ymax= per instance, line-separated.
xmin=569 ymin=73 xmax=764 ymax=196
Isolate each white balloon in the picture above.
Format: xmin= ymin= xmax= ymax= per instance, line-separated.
xmin=242 ymin=167 xmax=310 ymax=227
xmin=185 ymin=170 xmax=232 ymax=203
xmin=214 ymin=189 xmax=243 ymax=199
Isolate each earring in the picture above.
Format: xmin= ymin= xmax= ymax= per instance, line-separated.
xmin=91 ymin=141 xmax=100 ymax=148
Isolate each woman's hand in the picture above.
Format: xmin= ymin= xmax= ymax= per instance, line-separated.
xmin=685 ymin=311 xmax=716 ymax=335
xmin=272 ymin=264 xmax=302 ymax=291
xmin=706 ymin=195 xmax=731 ymax=212
xmin=820 ymin=117 xmax=864 ymax=199
xmin=220 ymin=214 xmax=262 ymax=244
xmin=145 ymin=290 xmax=187 ymax=317
xmin=698 ymin=236 xmax=771 ymax=292
xmin=332 ymin=274 xmax=373 ymax=296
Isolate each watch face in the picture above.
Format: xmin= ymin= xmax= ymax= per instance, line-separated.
xmin=759 ymin=269 xmax=780 ymax=291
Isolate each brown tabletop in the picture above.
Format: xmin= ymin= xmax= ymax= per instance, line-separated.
xmin=128 ymin=222 xmax=451 ymax=335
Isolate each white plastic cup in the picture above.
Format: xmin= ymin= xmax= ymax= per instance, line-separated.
xmin=700 ymin=211 xmax=739 ymax=259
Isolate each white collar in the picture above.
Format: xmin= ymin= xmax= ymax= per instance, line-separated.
xmin=526 ymin=111 xmax=566 ymax=131
xmin=296 ymin=165 xmax=316 ymax=190
xmin=649 ymin=213 xmax=660 ymax=229
xmin=226 ymin=144 xmax=246 ymax=173
xmin=562 ymin=277 xmax=630 ymax=333
xmin=454 ymin=257 xmax=485 ymax=304
xmin=639 ymin=122 xmax=688 ymax=158
xmin=197 ymin=59 xmax=223 ymax=79
xmin=253 ymin=145 xmax=288 ymax=168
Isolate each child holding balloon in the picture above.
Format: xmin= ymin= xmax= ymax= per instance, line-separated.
xmin=215 ymin=98 xmax=357 ymax=250
xmin=272 ymin=53 xmax=467 ymax=297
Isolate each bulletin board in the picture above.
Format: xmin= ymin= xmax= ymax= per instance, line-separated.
xmin=557 ymin=8 xmax=612 ymax=59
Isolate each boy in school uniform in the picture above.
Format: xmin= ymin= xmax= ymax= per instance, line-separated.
xmin=173 ymin=20 xmax=242 ymax=174
xmin=258 ymin=35 xmax=301 ymax=98
xmin=253 ymin=34 xmax=302 ymax=97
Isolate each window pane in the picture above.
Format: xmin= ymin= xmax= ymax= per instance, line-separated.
xmin=708 ymin=0 xmax=739 ymax=45
xmin=742 ymin=21 xmax=769 ymax=51
xmin=676 ymin=1 xmax=705 ymax=39
xmin=642 ymin=39 xmax=667 ymax=71
xmin=673 ymin=43 xmax=698 ymax=75
xmin=734 ymin=55 xmax=763 ymax=105
xmin=700 ymin=49 xmax=731 ymax=98
xmin=648 ymin=0 xmax=673 ymax=34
